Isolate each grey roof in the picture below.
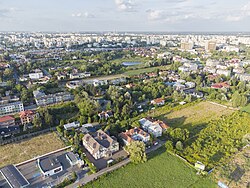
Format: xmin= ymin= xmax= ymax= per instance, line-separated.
xmin=0 ymin=165 xmax=29 ymax=188
xmin=66 ymin=152 xmax=78 ymax=164
xmin=38 ymin=156 xmax=62 ymax=173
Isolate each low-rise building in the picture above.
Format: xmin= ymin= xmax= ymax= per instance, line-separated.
xmin=216 ymin=69 xmax=231 ymax=77
xmin=211 ymin=82 xmax=230 ymax=89
xmin=37 ymin=156 xmax=63 ymax=177
xmin=0 ymin=101 xmax=24 ymax=117
xmin=33 ymin=90 xmax=74 ymax=106
xmin=69 ymin=72 xmax=91 ymax=79
xmin=63 ymin=121 xmax=80 ymax=130
xmin=29 ymin=69 xmax=44 ymax=80
xmin=82 ymin=130 xmax=119 ymax=159
xmin=98 ymin=111 xmax=113 ymax=120
xmin=151 ymin=98 xmax=165 ymax=106
xmin=119 ymin=128 xmax=150 ymax=145
xmin=0 ymin=115 xmax=19 ymax=137
xmin=19 ymin=110 xmax=36 ymax=125
xmin=139 ymin=118 xmax=163 ymax=137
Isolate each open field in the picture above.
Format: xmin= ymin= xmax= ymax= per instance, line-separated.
xmin=158 ymin=101 xmax=235 ymax=136
xmin=0 ymin=132 xmax=65 ymax=168
xmin=214 ymin=146 xmax=250 ymax=188
xmin=123 ymin=65 xmax=169 ymax=76
xmin=241 ymin=103 xmax=250 ymax=113
xmin=84 ymin=147 xmax=216 ymax=188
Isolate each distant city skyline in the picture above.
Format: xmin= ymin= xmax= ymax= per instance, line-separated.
xmin=0 ymin=0 xmax=250 ymax=32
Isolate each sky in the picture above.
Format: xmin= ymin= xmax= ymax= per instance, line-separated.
xmin=0 ymin=0 xmax=250 ymax=32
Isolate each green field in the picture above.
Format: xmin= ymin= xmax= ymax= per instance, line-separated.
xmin=161 ymin=102 xmax=235 ymax=136
xmin=84 ymin=147 xmax=216 ymax=188
xmin=241 ymin=103 xmax=250 ymax=113
xmin=123 ymin=65 xmax=169 ymax=76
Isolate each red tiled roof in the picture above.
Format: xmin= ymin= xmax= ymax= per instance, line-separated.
xmin=211 ymin=82 xmax=230 ymax=89
xmin=152 ymin=98 xmax=165 ymax=104
xmin=0 ymin=116 xmax=15 ymax=123
xmin=19 ymin=110 xmax=35 ymax=118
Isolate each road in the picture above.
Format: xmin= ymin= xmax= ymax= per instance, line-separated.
xmin=66 ymin=140 xmax=165 ymax=188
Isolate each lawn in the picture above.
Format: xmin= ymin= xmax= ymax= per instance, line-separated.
xmin=158 ymin=101 xmax=235 ymax=136
xmin=241 ymin=103 xmax=250 ymax=113
xmin=84 ymin=147 xmax=216 ymax=188
xmin=0 ymin=132 xmax=65 ymax=168
xmin=123 ymin=65 xmax=169 ymax=76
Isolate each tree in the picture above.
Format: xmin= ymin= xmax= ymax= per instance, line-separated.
xmin=176 ymin=141 xmax=183 ymax=151
xmin=131 ymin=121 xmax=140 ymax=128
xmin=33 ymin=116 xmax=42 ymax=127
xmin=232 ymin=91 xmax=247 ymax=107
xmin=170 ymin=128 xmax=189 ymax=142
xmin=44 ymin=111 xmax=53 ymax=126
xmin=165 ymin=140 xmax=174 ymax=151
xmin=126 ymin=141 xmax=147 ymax=164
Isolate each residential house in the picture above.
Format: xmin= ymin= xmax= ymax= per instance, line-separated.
xmin=29 ymin=69 xmax=43 ymax=80
xmin=82 ymin=130 xmax=119 ymax=159
xmin=98 ymin=111 xmax=113 ymax=120
xmin=69 ymin=72 xmax=91 ymax=79
xmin=37 ymin=156 xmax=63 ymax=177
xmin=0 ymin=101 xmax=24 ymax=117
xmin=19 ymin=110 xmax=37 ymax=125
xmin=33 ymin=90 xmax=74 ymax=106
xmin=139 ymin=118 xmax=162 ymax=137
xmin=236 ymin=73 xmax=250 ymax=82
xmin=185 ymin=82 xmax=196 ymax=88
xmin=211 ymin=82 xmax=230 ymax=89
xmin=183 ymin=89 xmax=204 ymax=98
xmin=173 ymin=82 xmax=186 ymax=91
xmin=151 ymin=98 xmax=165 ymax=106
xmin=119 ymin=128 xmax=150 ymax=145
xmin=0 ymin=115 xmax=19 ymax=137
xmin=216 ymin=69 xmax=231 ymax=77
xmin=63 ymin=121 xmax=80 ymax=131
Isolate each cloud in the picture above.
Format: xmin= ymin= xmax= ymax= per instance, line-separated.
xmin=72 ymin=12 xmax=95 ymax=19
xmin=225 ymin=2 xmax=250 ymax=22
xmin=114 ymin=0 xmax=136 ymax=12
xmin=146 ymin=9 xmax=196 ymax=22
xmin=0 ymin=7 xmax=16 ymax=17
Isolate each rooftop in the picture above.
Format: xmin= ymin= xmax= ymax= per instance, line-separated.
xmin=0 ymin=165 xmax=29 ymax=188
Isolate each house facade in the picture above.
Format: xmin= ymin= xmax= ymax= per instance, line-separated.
xmin=119 ymin=128 xmax=150 ymax=145
xmin=0 ymin=101 xmax=24 ymax=117
xmin=33 ymin=90 xmax=74 ymax=106
xmin=19 ymin=110 xmax=37 ymax=125
xmin=82 ymin=130 xmax=119 ymax=159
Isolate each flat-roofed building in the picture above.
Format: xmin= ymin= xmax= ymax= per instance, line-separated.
xmin=0 ymin=101 xmax=24 ymax=117
xmin=0 ymin=165 xmax=29 ymax=188
xmin=37 ymin=156 xmax=63 ymax=177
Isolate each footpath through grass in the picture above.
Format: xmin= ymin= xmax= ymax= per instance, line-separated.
xmin=84 ymin=147 xmax=216 ymax=188
xmin=0 ymin=132 xmax=65 ymax=168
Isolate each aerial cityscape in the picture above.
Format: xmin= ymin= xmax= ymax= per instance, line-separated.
xmin=0 ymin=1 xmax=250 ymax=188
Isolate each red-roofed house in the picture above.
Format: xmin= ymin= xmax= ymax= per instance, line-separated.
xmin=19 ymin=110 xmax=36 ymax=125
xmin=119 ymin=128 xmax=150 ymax=145
xmin=151 ymin=98 xmax=165 ymax=106
xmin=211 ymin=82 xmax=230 ymax=89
